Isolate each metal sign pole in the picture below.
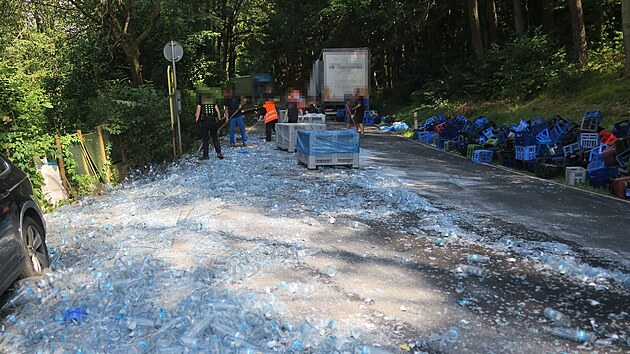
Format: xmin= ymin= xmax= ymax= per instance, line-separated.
xmin=164 ymin=40 xmax=184 ymax=158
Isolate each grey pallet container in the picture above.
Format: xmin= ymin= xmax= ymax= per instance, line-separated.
xmin=296 ymin=151 xmax=360 ymax=169
xmin=275 ymin=123 xmax=327 ymax=152
xmin=299 ymin=114 xmax=326 ymax=124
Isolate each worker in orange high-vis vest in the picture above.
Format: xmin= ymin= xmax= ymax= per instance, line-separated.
xmin=260 ymin=99 xmax=279 ymax=141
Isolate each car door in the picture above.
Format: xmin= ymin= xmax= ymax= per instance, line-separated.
xmin=0 ymin=157 xmax=23 ymax=292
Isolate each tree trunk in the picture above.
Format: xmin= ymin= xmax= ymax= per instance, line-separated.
xmin=623 ymin=0 xmax=630 ymax=75
xmin=542 ymin=0 xmax=554 ymax=31
xmin=486 ymin=0 xmax=499 ymax=45
xmin=119 ymin=41 xmax=143 ymax=85
xmin=513 ymin=0 xmax=525 ymax=36
xmin=568 ymin=0 xmax=588 ymax=64
xmin=469 ymin=0 xmax=485 ymax=59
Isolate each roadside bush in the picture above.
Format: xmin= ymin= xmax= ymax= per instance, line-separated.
xmin=91 ymin=83 xmax=173 ymax=169
xmin=459 ymin=33 xmax=567 ymax=100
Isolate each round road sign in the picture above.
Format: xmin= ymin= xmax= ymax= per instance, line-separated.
xmin=163 ymin=41 xmax=183 ymax=62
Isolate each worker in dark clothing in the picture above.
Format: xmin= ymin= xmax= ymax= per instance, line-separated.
xmin=352 ymin=95 xmax=365 ymax=137
xmin=259 ymin=99 xmax=279 ymax=141
xmin=286 ymin=100 xmax=299 ymax=123
xmin=196 ymin=94 xmax=224 ymax=160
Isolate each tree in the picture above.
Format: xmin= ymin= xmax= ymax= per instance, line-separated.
xmin=469 ymin=0 xmax=484 ymax=59
xmin=486 ymin=0 xmax=499 ymax=45
xmin=513 ymin=0 xmax=525 ymax=36
xmin=623 ymin=0 xmax=630 ymax=74
xmin=63 ymin=0 xmax=161 ymax=85
xmin=567 ymin=0 xmax=587 ymax=64
xmin=542 ymin=0 xmax=554 ymax=31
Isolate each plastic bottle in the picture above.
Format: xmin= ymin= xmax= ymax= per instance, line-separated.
xmin=544 ymin=326 xmax=595 ymax=343
xmin=125 ymin=317 xmax=156 ymax=330
xmin=3 ymin=287 xmax=38 ymax=309
xmin=360 ymin=346 xmax=394 ymax=354
xmin=438 ymin=327 xmax=461 ymax=352
xmin=181 ymin=316 xmax=213 ymax=348
xmin=458 ymin=264 xmax=488 ymax=277
xmin=466 ymin=254 xmax=489 ymax=263
xmin=543 ymin=308 xmax=571 ymax=327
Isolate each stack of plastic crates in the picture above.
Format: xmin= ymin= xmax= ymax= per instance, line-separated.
xmin=514 ymin=130 xmax=537 ymax=161
xmin=515 ymin=145 xmax=537 ymax=161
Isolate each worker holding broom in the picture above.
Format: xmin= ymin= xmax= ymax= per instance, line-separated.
xmin=223 ymin=87 xmax=248 ymax=146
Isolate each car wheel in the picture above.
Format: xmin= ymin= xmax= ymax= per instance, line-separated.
xmin=20 ymin=216 xmax=49 ymax=277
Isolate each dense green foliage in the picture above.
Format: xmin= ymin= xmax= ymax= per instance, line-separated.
xmin=0 ymin=0 xmax=629 ymax=205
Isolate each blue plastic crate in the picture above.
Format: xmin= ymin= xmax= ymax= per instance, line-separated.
xmin=587 ymin=160 xmax=605 ymax=172
xmin=441 ymin=124 xmax=462 ymax=138
xmin=562 ymin=142 xmax=582 ymax=157
xmin=512 ymin=120 xmax=529 ymax=132
xmin=588 ymin=143 xmax=608 ymax=162
xmin=472 ymin=149 xmax=493 ymax=163
xmin=482 ymin=127 xmax=495 ymax=139
xmin=418 ymin=131 xmax=437 ymax=144
xmin=436 ymin=114 xmax=448 ymax=122
xmin=529 ymin=116 xmax=547 ymax=133
xmin=587 ymin=166 xmax=618 ymax=188
xmin=454 ymin=115 xmax=468 ymax=124
xmin=515 ymin=145 xmax=537 ymax=161
xmin=515 ymin=131 xmax=537 ymax=146
xmin=550 ymin=120 xmax=572 ymax=143
xmin=474 ymin=117 xmax=489 ymax=129
xmin=529 ymin=115 xmax=545 ymax=127
xmin=581 ymin=110 xmax=604 ymax=132
xmin=436 ymin=138 xmax=449 ymax=150
xmin=461 ymin=121 xmax=480 ymax=137
xmin=536 ymin=129 xmax=552 ymax=144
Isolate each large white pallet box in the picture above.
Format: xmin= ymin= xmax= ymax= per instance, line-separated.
xmin=299 ymin=113 xmax=326 ymax=124
xmin=296 ymin=151 xmax=359 ymax=170
xmin=295 ymin=129 xmax=360 ymax=169
xmin=275 ymin=123 xmax=327 ymax=152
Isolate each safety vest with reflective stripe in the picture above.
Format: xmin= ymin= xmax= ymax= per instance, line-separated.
xmin=263 ymin=101 xmax=278 ymax=123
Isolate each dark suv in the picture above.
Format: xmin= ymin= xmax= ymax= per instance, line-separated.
xmin=0 ymin=154 xmax=49 ymax=294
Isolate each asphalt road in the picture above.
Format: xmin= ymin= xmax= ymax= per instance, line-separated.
xmin=355 ymin=124 xmax=630 ymax=267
